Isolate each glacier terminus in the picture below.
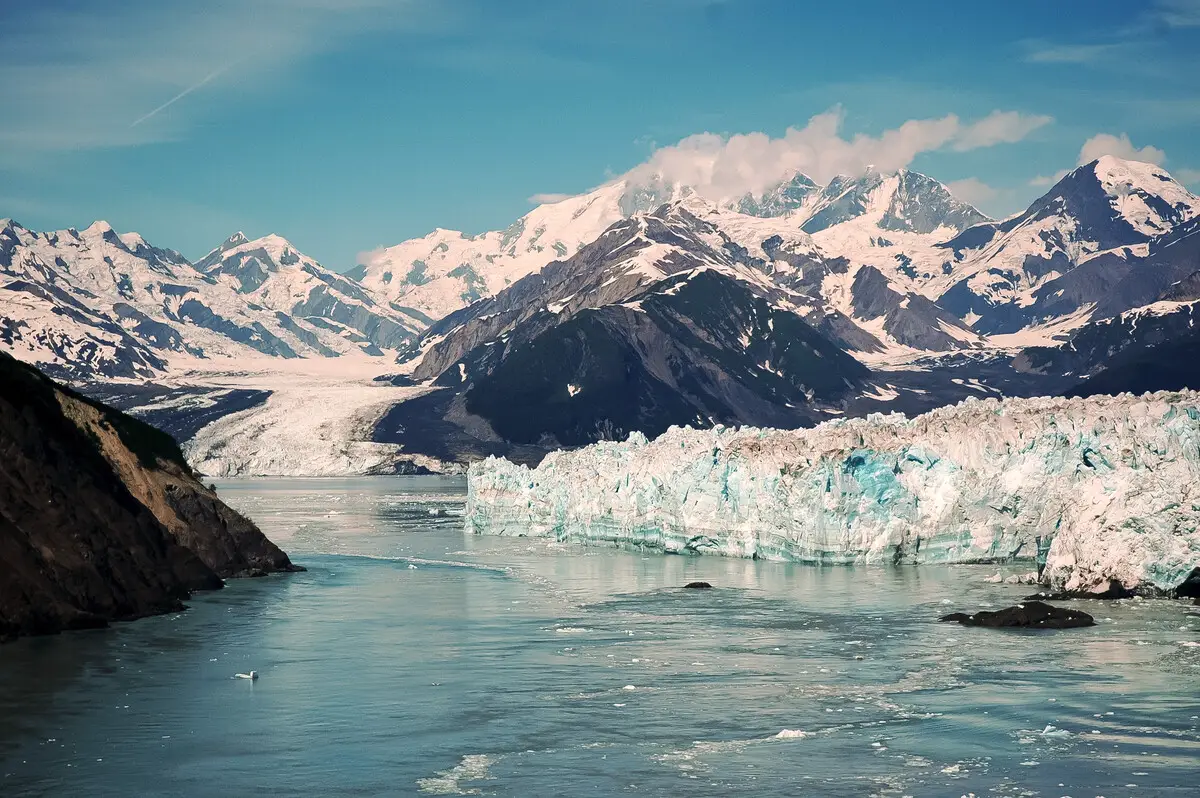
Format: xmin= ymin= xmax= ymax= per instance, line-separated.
xmin=467 ymin=390 xmax=1200 ymax=595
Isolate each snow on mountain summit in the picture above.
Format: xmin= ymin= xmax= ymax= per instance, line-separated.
xmin=359 ymin=167 xmax=989 ymax=323
xmin=1089 ymin=155 xmax=1199 ymax=236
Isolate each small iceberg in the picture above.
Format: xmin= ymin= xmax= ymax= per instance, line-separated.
xmin=1040 ymin=724 xmax=1070 ymax=738
xmin=234 ymin=671 xmax=259 ymax=680
xmin=775 ymin=729 xmax=809 ymax=739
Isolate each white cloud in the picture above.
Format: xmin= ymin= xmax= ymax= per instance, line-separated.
xmin=1177 ymin=168 xmax=1200 ymax=186
xmin=0 ymin=0 xmax=429 ymax=160
xmin=618 ymin=107 xmax=1052 ymax=201
xmin=945 ymin=178 xmax=998 ymax=206
xmin=1029 ymin=169 xmax=1070 ymax=187
xmin=528 ymin=193 xmax=573 ymax=205
xmin=951 ymin=111 xmax=1054 ymax=151
xmin=1078 ymin=133 xmax=1166 ymax=166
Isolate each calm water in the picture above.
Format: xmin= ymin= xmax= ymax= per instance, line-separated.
xmin=2 ymin=477 xmax=1199 ymax=797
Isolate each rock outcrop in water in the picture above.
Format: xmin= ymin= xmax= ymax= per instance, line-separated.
xmin=0 ymin=351 xmax=299 ymax=642
xmin=940 ymin=601 xmax=1096 ymax=629
xmin=466 ymin=391 xmax=1200 ymax=595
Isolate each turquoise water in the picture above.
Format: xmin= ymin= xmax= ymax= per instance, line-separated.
xmin=2 ymin=476 xmax=1199 ymax=796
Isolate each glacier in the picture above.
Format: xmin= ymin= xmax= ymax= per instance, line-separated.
xmin=466 ymin=391 xmax=1200 ymax=593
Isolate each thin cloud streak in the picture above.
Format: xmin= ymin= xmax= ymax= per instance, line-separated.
xmin=131 ymin=66 xmax=229 ymax=127
xmin=0 ymin=0 xmax=431 ymax=161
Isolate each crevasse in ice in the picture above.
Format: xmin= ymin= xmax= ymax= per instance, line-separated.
xmin=466 ymin=391 xmax=1200 ymax=592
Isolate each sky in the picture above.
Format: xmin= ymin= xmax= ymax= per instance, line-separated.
xmin=1 ymin=0 xmax=1198 ymax=272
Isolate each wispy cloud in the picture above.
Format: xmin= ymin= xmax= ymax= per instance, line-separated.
xmin=613 ymin=107 xmax=1051 ymax=201
xmin=1022 ymin=42 xmax=1126 ymax=64
xmin=0 ymin=0 xmax=431 ymax=161
xmin=945 ymin=178 xmax=998 ymax=206
xmin=1153 ymin=0 xmax=1200 ymax=27
xmin=1029 ymin=170 xmax=1070 ymax=188
xmin=1020 ymin=1 xmax=1200 ymax=75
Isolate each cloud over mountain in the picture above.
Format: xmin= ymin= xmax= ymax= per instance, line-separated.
xmin=1078 ymin=133 xmax=1166 ymax=166
xmin=618 ymin=108 xmax=1052 ymax=202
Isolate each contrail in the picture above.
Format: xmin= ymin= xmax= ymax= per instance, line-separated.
xmin=131 ymin=66 xmax=227 ymax=127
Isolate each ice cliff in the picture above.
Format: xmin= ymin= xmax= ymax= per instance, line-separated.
xmin=466 ymin=391 xmax=1200 ymax=593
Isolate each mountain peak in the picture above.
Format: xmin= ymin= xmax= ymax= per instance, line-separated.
xmin=1031 ymin=156 xmax=1200 ymax=240
xmin=247 ymin=233 xmax=297 ymax=252
xmin=82 ymin=220 xmax=115 ymax=237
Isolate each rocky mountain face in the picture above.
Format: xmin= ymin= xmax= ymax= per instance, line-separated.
xmin=0 ymin=221 xmax=417 ymax=380
xmin=0 ymin=351 xmax=299 ymax=642
xmin=375 ymin=203 xmax=896 ymax=461
xmin=801 ymin=169 xmax=988 ymax=235
xmin=1016 ymin=269 xmax=1200 ymax=398
xmin=934 ymin=157 xmax=1200 ymax=333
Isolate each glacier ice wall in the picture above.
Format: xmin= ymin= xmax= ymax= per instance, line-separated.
xmin=466 ymin=391 xmax=1200 ymax=592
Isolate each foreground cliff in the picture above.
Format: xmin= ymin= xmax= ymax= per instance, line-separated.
xmin=0 ymin=351 xmax=298 ymax=642
xmin=467 ymin=391 xmax=1200 ymax=594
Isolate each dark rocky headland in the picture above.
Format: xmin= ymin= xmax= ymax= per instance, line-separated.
xmin=1 ymin=351 xmax=300 ymax=643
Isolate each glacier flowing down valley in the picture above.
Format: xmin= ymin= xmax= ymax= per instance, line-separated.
xmin=466 ymin=391 xmax=1200 ymax=593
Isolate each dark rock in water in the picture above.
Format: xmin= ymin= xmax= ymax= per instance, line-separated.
xmin=683 ymin=582 xmax=713 ymax=590
xmin=0 ymin=352 xmax=300 ymax=643
xmin=939 ymin=601 xmax=1095 ymax=629
xmin=1175 ymin=567 xmax=1200 ymax=599
xmin=1025 ymin=580 xmax=1134 ymax=601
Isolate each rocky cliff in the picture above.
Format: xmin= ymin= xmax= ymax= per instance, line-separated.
xmin=0 ymin=351 xmax=299 ymax=642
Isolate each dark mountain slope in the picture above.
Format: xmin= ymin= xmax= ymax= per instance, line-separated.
xmin=463 ymin=270 xmax=870 ymax=447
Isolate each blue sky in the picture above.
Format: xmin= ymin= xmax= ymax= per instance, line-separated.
xmin=2 ymin=0 xmax=1198 ymax=271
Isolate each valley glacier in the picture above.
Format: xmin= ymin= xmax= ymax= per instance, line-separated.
xmin=467 ymin=390 xmax=1200 ymax=593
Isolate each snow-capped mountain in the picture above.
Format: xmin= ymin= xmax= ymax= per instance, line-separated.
xmin=0 ymin=221 xmax=415 ymax=379
xmin=6 ymin=153 xmax=1197 ymax=475
xmin=800 ymin=168 xmax=988 ymax=235
xmin=934 ymin=157 xmax=1200 ymax=333
xmin=197 ymin=232 xmax=420 ymax=353
xmin=354 ymin=166 xmax=992 ymax=325
xmin=376 ymin=199 xmax=991 ymax=460
xmin=352 ymin=178 xmax=691 ymax=323
xmin=1015 ymin=216 xmax=1200 ymax=388
xmin=730 ymin=172 xmax=821 ymax=217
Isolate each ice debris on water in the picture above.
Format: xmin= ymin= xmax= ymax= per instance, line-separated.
xmin=466 ymin=391 xmax=1200 ymax=593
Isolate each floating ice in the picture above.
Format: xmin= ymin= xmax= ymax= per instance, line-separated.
xmin=416 ymin=753 xmax=497 ymax=795
xmin=774 ymin=729 xmax=809 ymax=739
xmin=466 ymin=391 xmax=1200 ymax=593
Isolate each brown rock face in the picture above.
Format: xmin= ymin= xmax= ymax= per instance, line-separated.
xmin=0 ymin=352 xmax=299 ymax=642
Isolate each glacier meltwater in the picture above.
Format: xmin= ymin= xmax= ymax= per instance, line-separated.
xmin=466 ymin=391 xmax=1200 ymax=593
